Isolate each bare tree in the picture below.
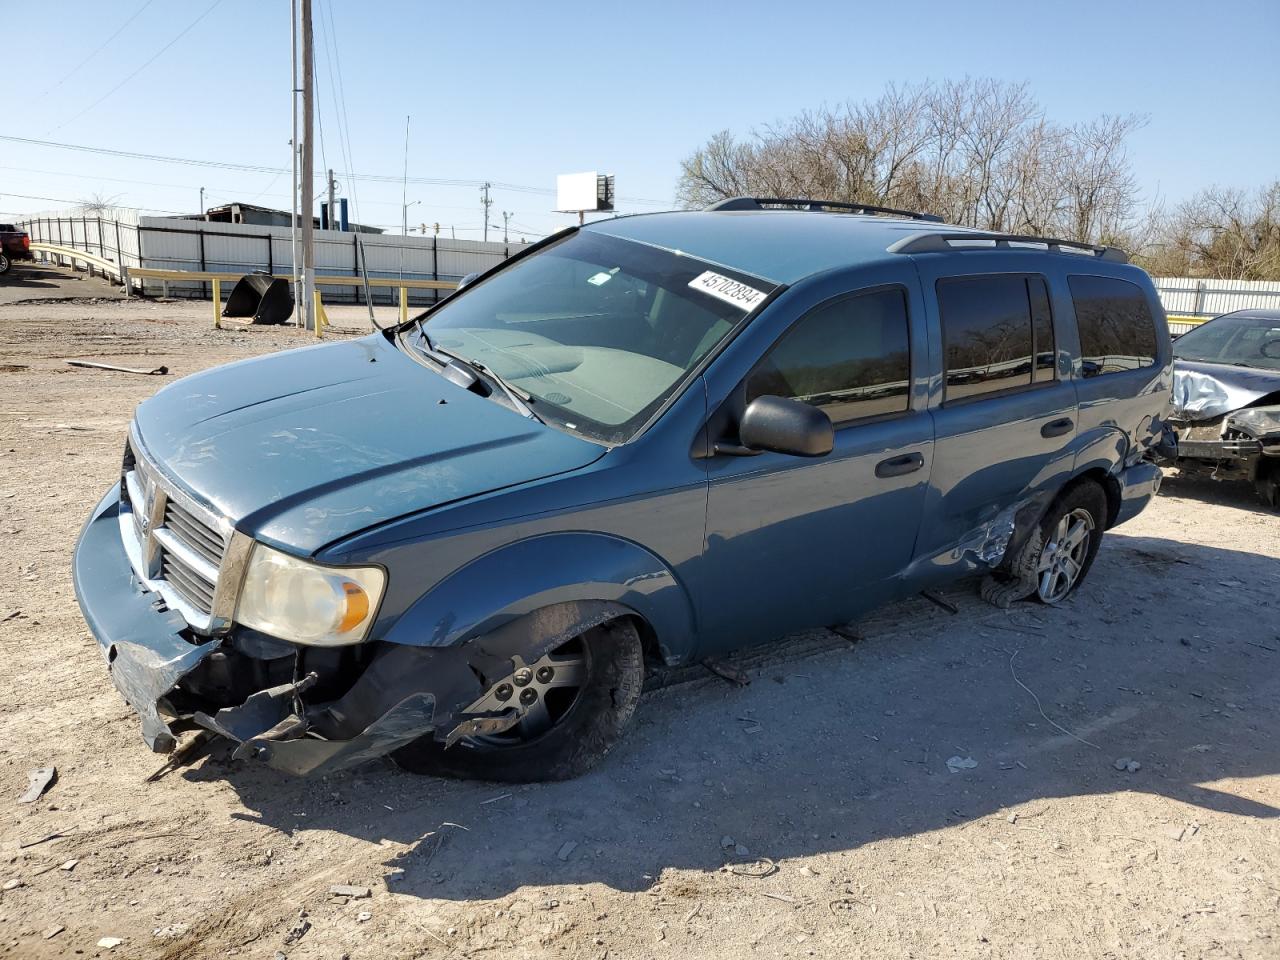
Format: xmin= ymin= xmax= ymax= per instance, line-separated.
xmin=676 ymin=79 xmax=1146 ymax=246
xmin=1134 ymin=182 xmax=1280 ymax=280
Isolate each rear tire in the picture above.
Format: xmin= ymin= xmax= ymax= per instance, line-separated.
xmin=0 ymin=253 xmax=11 ymax=276
xmin=981 ymin=480 xmax=1108 ymax=608
xmin=393 ymin=619 xmax=644 ymax=782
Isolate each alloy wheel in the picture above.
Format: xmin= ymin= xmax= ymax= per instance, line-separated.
xmin=468 ymin=637 xmax=590 ymax=745
xmin=1036 ymin=507 xmax=1095 ymax=603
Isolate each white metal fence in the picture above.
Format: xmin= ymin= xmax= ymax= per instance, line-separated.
xmin=20 ymin=209 xmax=1280 ymax=321
xmin=1153 ymin=277 xmax=1280 ymax=319
xmin=19 ymin=209 xmax=529 ymax=306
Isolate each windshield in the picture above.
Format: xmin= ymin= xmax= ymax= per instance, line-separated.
xmin=1173 ymin=314 xmax=1280 ymax=372
xmin=414 ymin=230 xmax=777 ymax=442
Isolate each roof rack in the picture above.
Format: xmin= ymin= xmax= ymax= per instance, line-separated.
xmin=705 ymin=196 xmax=943 ymax=222
xmin=888 ymin=230 xmax=1129 ymax=263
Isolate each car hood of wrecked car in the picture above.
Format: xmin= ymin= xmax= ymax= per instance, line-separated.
xmin=1170 ymin=359 xmax=1280 ymax=422
xmin=131 ymin=332 xmax=606 ymax=553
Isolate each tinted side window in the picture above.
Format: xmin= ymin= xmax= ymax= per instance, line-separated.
xmin=746 ymin=287 xmax=910 ymax=424
xmin=1068 ymin=275 xmax=1158 ymax=377
xmin=938 ymin=275 xmax=1055 ymax=402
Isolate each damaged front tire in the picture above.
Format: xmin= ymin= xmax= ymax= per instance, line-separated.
xmin=392 ymin=619 xmax=644 ymax=782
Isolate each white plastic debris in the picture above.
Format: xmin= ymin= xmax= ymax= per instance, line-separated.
xmin=946 ymin=756 xmax=978 ymax=773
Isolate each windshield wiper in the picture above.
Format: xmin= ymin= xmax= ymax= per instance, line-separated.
xmin=413 ymin=325 xmax=543 ymax=423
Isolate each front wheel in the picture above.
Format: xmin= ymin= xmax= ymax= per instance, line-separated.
xmin=393 ymin=619 xmax=644 ymax=782
xmin=0 ymin=253 xmax=11 ymax=276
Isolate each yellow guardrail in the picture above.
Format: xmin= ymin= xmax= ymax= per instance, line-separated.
xmin=30 ymin=242 xmax=127 ymax=283
xmin=122 ymin=267 xmax=459 ymax=331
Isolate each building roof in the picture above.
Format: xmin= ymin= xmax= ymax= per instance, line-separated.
xmin=586 ymin=209 xmax=987 ymax=284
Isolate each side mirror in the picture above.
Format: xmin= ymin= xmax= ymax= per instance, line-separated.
xmin=734 ymin=395 xmax=834 ymax=457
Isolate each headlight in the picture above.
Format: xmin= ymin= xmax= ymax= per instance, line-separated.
xmin=234 ymin=543 xmax=385 ymax=646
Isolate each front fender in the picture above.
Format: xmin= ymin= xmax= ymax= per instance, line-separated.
xmin=380 ymin=532 xmax=697 ymax=662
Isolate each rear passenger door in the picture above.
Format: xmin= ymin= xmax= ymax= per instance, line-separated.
xmin=911 ymin=269 xmax=1078 ymax=575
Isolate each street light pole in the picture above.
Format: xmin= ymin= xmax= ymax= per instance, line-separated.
xmin=299 ymin=0 xmax=316 ymax=329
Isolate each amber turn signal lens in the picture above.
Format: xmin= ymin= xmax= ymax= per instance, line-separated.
xmin=336 ymin=581 xmax=370 ymax=634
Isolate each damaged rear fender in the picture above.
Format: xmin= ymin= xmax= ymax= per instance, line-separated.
xmin=378 ymin=532 xmax=695 ymax=663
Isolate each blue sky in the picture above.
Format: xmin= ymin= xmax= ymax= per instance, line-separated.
xmin=3 ymin=0 xmax=1277 ymax=238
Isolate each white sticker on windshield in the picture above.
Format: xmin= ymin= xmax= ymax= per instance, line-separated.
xmin=586 ymin=271 xmax=612 ymax=286
xmin=687 ymin=271 xmax=767 ymax=311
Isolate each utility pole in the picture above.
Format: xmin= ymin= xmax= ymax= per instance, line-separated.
xmin=480 ymin=182 xmax=492 ymax=242
xmin=299 ymin=0 xmax=316 ymax=329
xmin=289 ymin=0 xmax=300 ymax=325
xmin=199 ymin=186 xmax=205 ymax=218
xmin=501 ymin=210 xmax=511 ymax=243
xmin=326 ymin=168 xmax=335 ymax=231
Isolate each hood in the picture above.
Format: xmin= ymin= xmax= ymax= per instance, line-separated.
xmin=133 ymin=333 xmax=605 ymax=553
xmin=1171 ymin=359 xmax=1280 ymax=422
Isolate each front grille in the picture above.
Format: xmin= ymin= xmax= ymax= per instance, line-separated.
xmin=119 ymin=435 xmax=244 ymax=632
xmin=161 ymin=551 xmax=217 ymax=612
xmin=164 ymin=499 xmax=226 ymax=567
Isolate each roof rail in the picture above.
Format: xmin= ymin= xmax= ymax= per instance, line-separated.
xmin=705 ymin=196 xmax=943 ymax=222
xmin=888 ymin=230 xmax=1129 ymax=263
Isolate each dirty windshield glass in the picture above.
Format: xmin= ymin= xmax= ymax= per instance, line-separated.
xmin=417 ymin=231 xmax=775 ymax=442
xmin=1173 ymin=314 xmax=1280 ymax=372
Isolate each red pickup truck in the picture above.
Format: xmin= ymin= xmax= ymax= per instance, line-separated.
xmin=0 ymin=223 xmax=33 ymax=275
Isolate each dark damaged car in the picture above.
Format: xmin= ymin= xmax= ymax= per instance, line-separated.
xmin=1170 ymin=309 xmax=1280 ymax=506
xmin=73 ymin=199 xmax=1173 ymax=781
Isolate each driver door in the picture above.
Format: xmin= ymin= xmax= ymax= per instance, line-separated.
xmin=696 ymin=285 xmax=934 ymax=652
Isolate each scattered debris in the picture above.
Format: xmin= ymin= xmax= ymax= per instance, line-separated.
xmin=735 ymin=843 xmax=750 ymax=857
xmin=153 ymin=923 xmax=189 ymax=939
xmin=761 ymin=892 xmax=795 ymax=904
xmin=356 ymin=911 xmax=373 ymax=923
xmin=60 ymin=858 xmax=79 ymax=871
xmin=329 ymin=885 xmax=371 ymax=899
xmin=17 ymin=766 xmax=56 ymax=804
xmin=479 ymin=793 xmax=512 ymax=805
xmin=97 ymin=937 xmax=124 ymax=949
xmin=1114 ymin=757 xmax=1142 ymax=773
xmin=145 ymin=730 xmax=213 ymax=783
xmin=720 ymin=835 xmax=735 ymax=850
xmin=920 ymin=589 xmax=960 ymax=614
xmin=65 ymin=359 xmax=169 ymax=376
xmin=946 ymin=756 xmax=978 ymax=773
xmin=20 ymin=830 xmax=71 ymax=848
xmin=828 ymin=624 xmax=863 ymax=645
xmin=42 ymin=925 xmax=64 ymax=940
xmin=3 ymin=879 xmax=23 ymax=891
xmin=702 ymin=657 xmax=750 ymax=686
xmin=283 ymin=917 xmax=311 ymax=945
xmin=557 ymin=840 xmax=578 ymax=861
xmin=1008 ymin=649 xmax=1100 ymax=749
xmin=729 ymin=858 xmax=778 ymax=879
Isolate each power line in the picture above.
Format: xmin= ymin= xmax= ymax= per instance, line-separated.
xmin=0 ymin=134 xmax=672 ymax=205
xmin=33 ymin=0 xmax=159 ymax=104
xmin=46 ymin=0 xmax=226 ymax=134
xmin=0 ymin=190 xmax=186 ymax=215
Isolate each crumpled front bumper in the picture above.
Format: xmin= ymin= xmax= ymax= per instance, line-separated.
xmin=72 ymin=485 xmax=478 ymax=777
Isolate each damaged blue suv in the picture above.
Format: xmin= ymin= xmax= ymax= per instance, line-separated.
xmin=73 ymin=198 xmax=1173 ymax=780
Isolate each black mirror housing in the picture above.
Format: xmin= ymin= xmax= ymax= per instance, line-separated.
xmin=738 ymin=395 xmax=834 ymax=457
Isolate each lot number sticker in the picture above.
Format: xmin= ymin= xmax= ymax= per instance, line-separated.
xmin=688 ymin=271 xmax=767 ymax=311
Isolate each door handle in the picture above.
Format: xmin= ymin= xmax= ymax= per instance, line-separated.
xmin=874 ymin=452 xmax=925 ymax=479
xmin=1040 ymin=417 xmax=1074 ymax=439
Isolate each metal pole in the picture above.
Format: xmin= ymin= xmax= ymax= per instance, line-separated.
xmin=481 ymin=182 xmax=491 ymax=242
xmin=326 ymin=168 xmax=335 ymax=231
xmin=290 ymin=0 xmax=300 ymax=325
xmin=299 ymin=0 xmax=316 ymax=330
xmin=199 ymin=187 xmax=205 ymax=218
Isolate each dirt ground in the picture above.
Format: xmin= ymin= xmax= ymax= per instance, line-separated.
xmin=1 ymin=263 xmax=1277 ymax=960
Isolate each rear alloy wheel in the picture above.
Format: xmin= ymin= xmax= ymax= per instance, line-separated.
xmin=980 ymin=480 xmax=1107 ymax=608
xmin=1036 ymin=507 xmax=1095 ymax=603
xmin=0 ymin=253 xmax=11 ymax=275
xmin=393 ymin=619 xmax=644 ymax=782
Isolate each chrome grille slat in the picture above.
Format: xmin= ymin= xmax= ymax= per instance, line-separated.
xmin=162 ymin=555 xmax=216 ymax=610
xmin=163 ymin=501 xmax=225 ymax=566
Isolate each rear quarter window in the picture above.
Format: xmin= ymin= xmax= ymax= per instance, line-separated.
xmin=1068 ymin=275 xmax=1158 ymax=377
